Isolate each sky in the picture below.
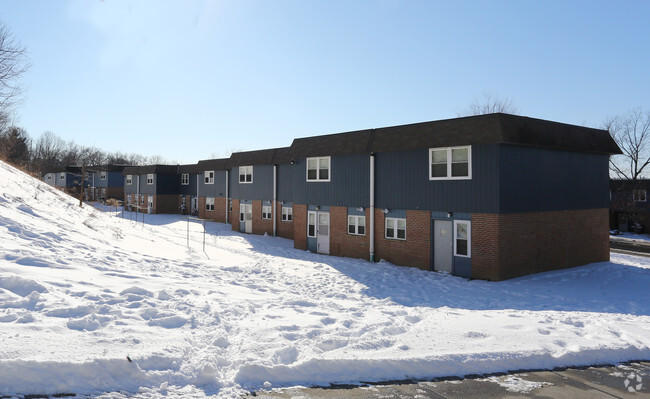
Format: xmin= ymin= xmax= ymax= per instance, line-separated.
xmin=1 ymin=0 xmax=649 ymax=164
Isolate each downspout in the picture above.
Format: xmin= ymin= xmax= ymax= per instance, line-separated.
xmin=225 ymin=170 xmax=229 ymax=224
xmin=273 ymin=164 xmax=277 ymax=237
xmin=136 ymin=174 xmax=140 ymax=216
xmin=196 ymin=173 xmax=200 ymax=215
xmin=369 ymin=154 xmax=375 ymax=262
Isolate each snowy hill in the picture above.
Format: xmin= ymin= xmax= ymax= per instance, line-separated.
xmin=0 ymin=159 xmax=649 ymax=398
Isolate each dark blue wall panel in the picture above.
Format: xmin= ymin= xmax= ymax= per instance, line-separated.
xmin=229 ymin=164 xmax=274 ymax=200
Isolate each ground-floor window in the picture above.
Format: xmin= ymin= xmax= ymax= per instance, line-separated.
xmin=282 ymin=206 xmax=292 ymax=222
xmin=307 ymin=211 xmax=316 ymax=237
xmin=126 ymin=194 xmax=131 ymax=204
xmin=140 ymin=194 xmax=144 ymax=204
xmin=454 ymin=220 xmax=471 ymax=257
xmin=348 ymin=215 xmax=365 ymax=235
xmin=262 ymin=204 xmax=272 ymax=220
xmin=385 ymin=217 xmax=406 ymax=240
xmin=206 ymin=197 xmax=215 ymax=211
xmin=180 ymin=196 xmax=186 ymax=207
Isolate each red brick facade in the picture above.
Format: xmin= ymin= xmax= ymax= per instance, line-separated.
xmin=252 ymin=200 xmax=274 ymax=235
xmin=374 ymin=209 xmax=431 ymax=271
xmin=329 ymin=206 xmax=371 ymax=260
xmin=199 ymin=196 xmax=227 ymax=222
xmin=154 ymin=194 xmax=178 ymax=214
xmin=293 ymin=204 xmax=308 ymax=250
xmin=472 ymin=208 xmax=610 ymax=281
xmin=230 ymin=198 xmax=240 ymax=232
xmin=276 ymin=202 xmax=294 ymax=239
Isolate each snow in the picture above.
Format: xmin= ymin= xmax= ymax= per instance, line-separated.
xmin=0 ymin=160 xmax=649 ymax=398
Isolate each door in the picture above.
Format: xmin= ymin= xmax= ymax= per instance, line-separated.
xmin=148 ymin=196 xmax=154 ymax=214
xmin=433 ymin=220 xmax=453 ymax=273
xmin=191 ymin=197 xmax=198 ymax=215
xmin=317 ymin=212 xmax=330 ymax=254
xmin=239 ymin=204 xmax=252 ymax=233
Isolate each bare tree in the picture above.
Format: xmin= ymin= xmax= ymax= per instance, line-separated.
xmin=29 ymin=131 xmax=66 ymax=175
xmin=0 ymin=21 xmax=30 ymax=111
xmin=456 ymin=93 xmax=520 ymax=116
xmin=606 ymin=108 xmax=650 ymax=180
xmin=146 ymin=154 xmax=168 ymax=165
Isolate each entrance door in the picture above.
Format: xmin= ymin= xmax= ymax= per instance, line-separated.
xmin=191 ymin=197 xmax=198 ymax=215
xmin=433 ymin=220 xmax=453 ymax=273
xmin=317 ymin=212 xmax=330 ymax=254
xmin=239 ymin=203 xmax=252 ymax=233
xmin=147 ymin=196 xmax=154 ymax=214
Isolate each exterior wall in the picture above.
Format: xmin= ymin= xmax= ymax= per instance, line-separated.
xmin=292 ymin=154 xmax=369 ymax=207
xmin=178 ymin=194 xmax=191 ymax=215
xmin=276 ymin=202 xmax=294 ymax=239
xmin=198 ymin=170 xmax=227 ymax=198
xmin=293 ymin=204 xmax=308 ymax=250
xmin=156 ymin=174 xmax=180 ymax=195
xmin=472 ymin=208 xmax=610 ymax=281
xmin=229 ymin=165 xmax=274 ymax=201
xmin=231 ymin=198 xmax=241 ymax=232
xmin=105 ymin=186 xmax=123 ymax=200
xmin=373 ymin=209 xmax=431 ymax=271
xmin=277 ymin=163 xmax=294 ymax=203
xmin=154 ymin=194 xmax=179 ymax=214
xmin=329 ymin=206 xmax=370 ymax=260
xmin=179 ymin=173 xmax=198 ymax=196
xmin=252 ymin=200 xmax=273 ymax=235
xmin=199 ymin=196 xmax=227 ymax=222
xmin=499 ymin=145 xmax=610 ymax=213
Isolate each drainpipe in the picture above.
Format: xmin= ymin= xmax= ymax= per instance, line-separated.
xmin=369 ymin=154 xmax=375 ymax=262
xmin=273 ymin=164 xmax=277 ymax=237
xmin=136 ymin=175 xmax=140 ymax=216
xmin=225 ymin=170 xmax=229 ymax=224
xmin=196 ymin=173 xmax=200 ymax=215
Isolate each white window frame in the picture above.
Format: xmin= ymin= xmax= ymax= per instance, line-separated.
xmin=306 ymin=156 xmax=331 ymax=182
xmin=139 ymin=194 xmax=144 ymax=204
xmin=633 ymin=189 xmax=647 ymax=202
xmin=206 ymin=197 xmax=215 ymax=211
xmin=47 ymin=174 xmax=52 ymax=180
xmin=126 ymin=194 xmax=132 ymax=205
xmin=60 ymin=173 xmax=65 ymax=180
xmin=100 ymin=172 xmax=107 ymax=180
xmin=204 ymin=170 xmax=214 ymax=184
xmin=181 ymin=196 xmax=186 ymax=207
xmin=307 ymin=211 xmax=317 ymax=238
xmin=348 ymin=215 xmax=366 ymax=236
xmin=385 ymin=217 xmax=406 ymax=240
xmin=429 ymin=146 xmax=471 ymax=180
xmin=262 ymin=205 xmax=272 ymax=220
xmin=282 ymin=206 xmax=293 ymax=222
xmin=239 ymin=166 xmax=253 ymax=183
xmin=126 ymin=175 xmax=133 ymax=185
xmin=454 ymin=220 xmax=471 ymax=257
xmin=147 ymin=174 xmax=154 ymax=185
xmin=181 ymin=173 xmax=189 ymax=185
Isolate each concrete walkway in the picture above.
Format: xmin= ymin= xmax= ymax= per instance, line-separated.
xmin=252 ymin=361 xmax=650 ymax=398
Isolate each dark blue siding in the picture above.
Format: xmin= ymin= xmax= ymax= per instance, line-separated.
xmin=179 ymin=173 xmax=198 ymax=195
xmin=229 ymin=164 xmax=274 ymax=200
xmin=375 ymin=144 xmax=500 ymax=213
xmin=139 ymin=174 xmax=155 ymax=195
xmin=156 ymin=174 xmax=179 ymax=195
xmin=199 ymin=170 xmax=228 ymax=197
xmin=107 ymin=171 xmax=123 ymax=188
xmin=292 ymin=154 xmax=369 ymax=207
xmin=499 ymin=145 xmax=610 ymax=213
xmin=277 ymin=164 xmax=294 ymax=202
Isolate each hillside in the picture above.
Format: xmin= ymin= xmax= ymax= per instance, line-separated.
xmin=0 ymin=160 xmax=649 ymax=398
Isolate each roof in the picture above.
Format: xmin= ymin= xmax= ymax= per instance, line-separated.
xmin=121 ymin=165 xmax=179 ymax=175
xmin=288 ymin=114 xmax=622 ymax=157
xmin=196 ymin=158 xmax=229 ymax=171
xmin=227 ymin=147 xmax=291 ymax=167
xmin=88 ymin=164 xmax=131 ymax=173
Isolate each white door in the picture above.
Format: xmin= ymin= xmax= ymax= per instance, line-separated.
xmin=317 ymin=212 xmax=330 ymax=254
xmin=191 ymin=197 xmax=198 ymax=215
xmin=148 ymin=196 xmax=154 ymax=214
xmin=239 ymin=204 xmax=252 ymax=233
xmin=433 ymin=220 xmax=453 ymax=273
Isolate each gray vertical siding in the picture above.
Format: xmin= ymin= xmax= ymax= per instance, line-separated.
xmin=292 ymin=154 xmax=369 ymax=206
xmin=199 ymin=170 xmax=228 ymax=197
xmin=277 ymin=163 xmax=294 ymax=202
xmin=498 ymin=145 xmax=610 ymax=213
xmin=229 ymin=164 xmax=274 ymax=200
xmin=179 ymin=173 xmax=198 ymax=195
xmin=375 ymin=143 xmax=500 ymax=213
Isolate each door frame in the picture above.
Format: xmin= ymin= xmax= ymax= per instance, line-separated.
xmin=431 ymin=218 xmax=453 ymax=273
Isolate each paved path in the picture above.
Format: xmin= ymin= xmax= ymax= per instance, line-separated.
xmin=252 ymin=362 xmax=650 ymax=398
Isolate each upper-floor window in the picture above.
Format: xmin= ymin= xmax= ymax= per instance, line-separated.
xmin=454 ymin=220 xmax=471 ymax=257
xmin=206 ymin=197 xmax=215 ymax=211
xmin=282 ymin=206 xmax=292 ymax=222
xmin=100 ymin=172 xmax=107 ymax=180
xmin=430 ymin=146 xmax=471 ymax=180
xmin=47 ymin=174 xmax=52 ymax=180
xmin=307 ymin=156 xmax=330 ymax=182
xmin=385 ymin=217 xmax=406 ymax=240
xmin=126 ymin=175 xmax=132 ymax=185
xmin=262 ymin=205 xmax=272 ymax=220
xmin=348 ymin=215 xmax=365 ymax=236
xmin=204 ymin=170 xmax=214 ymax=184
xmin=181 ymin=173 xmax=189 ymax=185
xmin=147 ymin=174 xmax=154 ymax=185
xmin=633 ymin=189 xmax=647 ymax=202
xmin=60 ymin=173 xmax=65 ymax=180
xmin=239 ymin=166 xmax=253 ymax=183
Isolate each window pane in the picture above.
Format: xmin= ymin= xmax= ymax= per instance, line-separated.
xmin=308 ymin=225 xmax=315 ymax=236
xmin=397 ymin=229 xmax=405 ymax=239
xmin=457 ymin=239 xmax=468 ymax=256
xmin=397 ymin=219 xmax=406 ymax=229
xmin=386 ymin=219 xmax=394 ymax=229
xmin=451 ymin=163 xmax=468 ymax=177
xmin=319 ymin=168 xmax=329 ymax=180
xmin=457 ymin=222 xmax=468 ymax=239
xmin=349 ymin=224 xmax=355 ymax=234
xmin=288 ymin=214 xmax=292 ymax=221
xmin=307 ymin=169 xmax=317 ymax=180
xmin=239 ymin=174 xmax=245 ymax=182
xmin=358 ymin=225 xmax=365 ymax=235
xmin=452 ymin=148 xmax=468 ymax=162
xmin=387 ymin=228 xmax=394 ymax=237
xmin=319 ymin=157 xmax=329 ymax=169
xmin=432 ymin=149 xmax=447 ymax=163
xmin=309 ymin=213 xmax=315 ymax=224
xmin=431 ymin=164 xmax=447 ymax=177
xmin=307 ymin=158 xmax=317 ymax=169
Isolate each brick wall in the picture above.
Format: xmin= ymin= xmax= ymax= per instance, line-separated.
xmin=276 ymin=202 xmax=294 ymax=239
xmin=231 ymin=198 xmax=240 ymax=232
xmin=329 ymin=206 xmax=371 ymax=260
xmin=105 ymin=187 xmax=123 ymax=200
xmin=293 ymin=204 xmax=307 ymax=250
xmin=472 ymin=208 xmax=610 ymax=281
xmin=252 ymin=200 xmax=273 ymax=235
xmin=154 ymin=194 xmax=178 ymax=214
xmin=198 ymin=196 xmax=206 ymax=219
xmin=374 ymin=209 xmax=431 ymax=270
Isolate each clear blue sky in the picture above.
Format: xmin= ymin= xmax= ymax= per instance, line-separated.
xmin=2 ymin=0 xmax=649 ymax=164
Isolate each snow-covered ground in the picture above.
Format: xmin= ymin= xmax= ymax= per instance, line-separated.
xmin=0 ymin=160 xmax=649 ymax=398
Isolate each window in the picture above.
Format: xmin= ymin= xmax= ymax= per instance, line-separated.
xmin=147 ymin=174 xmax=154 ymax=185
xmin=430 ymin=146 xmax=471 ymax=180
xmin=47 ymin=175 xmax=52 ymax=180
xmin=385 ymin=217 xmax=406 ymax=240
xmin=126 ymin=194 xmax=131 ymax=204
xmin=454 ymin=220 xmax=471 ymax=257
xmin=282 ymin=206 xmax=293 ymax=222
xmin=126 ymin=175 xmax=133 ymax=185
xmin=139 ymin=194 xmax=144 ymax=204
xmin=204 ymin=170 xmax=214 ymax=184
xmin=100 ymin=172 xmax=107 ymax=180
xmin=239 ymin=166 xmax=253 ymax=183
xmin=348 ymin=215 xmax=365 ymax=236
xmin=307 ymin=156 xmax=330 ymax=182
xmin=60 ymin=173 xmax=65 ymax=180
xmin=307 ymin=211 xmax=316 ymax=237
xmin=239 ymin=205 xmax=245 ymax=222
xmin=206 ymin=197 xmax=215 ymax=211
xmin=181 ymin=173 xmax=189 ymax=185
xmin=262 ymin=205 xmax=272 ymax=220
xmin=633 ymin=189 xmax=647 ymax=202
xmin=181 ymin=196 xmax=186 ymax=207
xmin=229 ymin=198 xmax=232 ymax=212
xmin=100 ymin=188 xmax=106 ymax=197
